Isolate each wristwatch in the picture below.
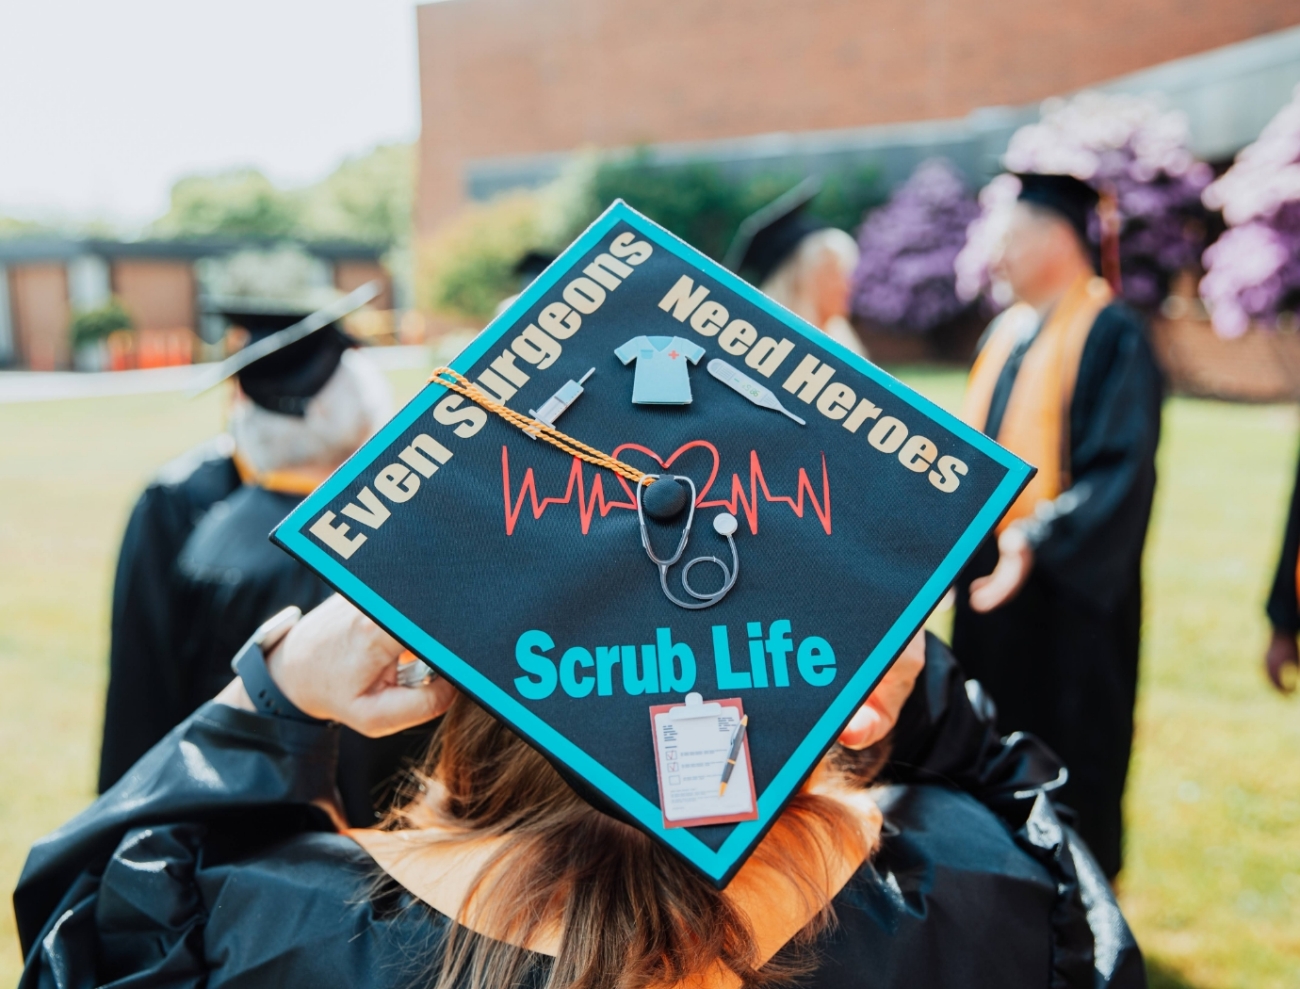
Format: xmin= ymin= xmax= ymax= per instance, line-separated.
xmin=230 ymin=606 xmax=323 ymax=724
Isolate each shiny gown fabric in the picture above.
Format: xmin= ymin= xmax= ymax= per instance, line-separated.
xmin=97 ymin=439 xmax=241 ymax=793
xmin=954 ymin=303 xmax=1163 ymax=878
xmin=19 ymin=638 xmax=1144 ymax=989
xmin=96 ymin=442 xmax=432 ymax=826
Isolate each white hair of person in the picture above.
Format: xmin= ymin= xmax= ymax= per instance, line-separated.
xmin=760 ymin=228 xmax=860 ymax=326
xmin=229 ymin=349 xmax=393 ymax=475
xmin=761 ymin=228 xmax=867 ymax=358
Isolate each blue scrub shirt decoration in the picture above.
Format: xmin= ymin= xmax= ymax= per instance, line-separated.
xmin=615 ymin=335 xmax=705 ymax=404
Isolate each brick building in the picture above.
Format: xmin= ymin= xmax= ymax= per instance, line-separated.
xmin=415 ymin=0 xmax=1300 ymax=239
xmin=0 ymin=239 xmax=390 ymax=371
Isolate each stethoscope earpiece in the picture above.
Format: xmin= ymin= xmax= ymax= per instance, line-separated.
xmin=637 ymin=475 xmax=739 ymax=610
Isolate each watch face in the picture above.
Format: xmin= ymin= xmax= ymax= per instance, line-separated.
xmin=255 ymin=605 xmax=302 ymax=651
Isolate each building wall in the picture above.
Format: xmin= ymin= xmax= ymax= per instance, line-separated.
xmin=334 ymin=260 xmax=393 ymax=310
xmin=9 ymin=263 xmax=71 ymax=371
xmin=415 ymin=0 xmax=1300 ymax=234
xmin=112 ymin=259 xmax=195 ymax=332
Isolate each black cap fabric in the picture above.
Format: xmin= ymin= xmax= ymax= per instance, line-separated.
xmin=724 ymin=177 xmax=827 ymax=284
xmin=190 ymin=282 xmax=381 ymax=415
xmin=1013 ymin=172 xmax=1099 ymax=248
xmin=271 ymin=202 xmax=1033 ymax=886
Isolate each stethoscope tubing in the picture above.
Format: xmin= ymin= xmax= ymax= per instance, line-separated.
xmin=637 ymin=474 xmax=739 ymax=610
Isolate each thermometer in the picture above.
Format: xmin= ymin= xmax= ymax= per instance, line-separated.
xmin=706 ymin=359 xmax=806 ymax=426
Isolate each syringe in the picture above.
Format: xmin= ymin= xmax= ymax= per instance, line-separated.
xmin=527 ymin=368 xmax=596 ymax=437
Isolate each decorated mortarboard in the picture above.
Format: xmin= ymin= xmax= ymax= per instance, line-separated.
xmin=272 ymin=202 xmax=1032 ymax=886
xmin=1012 ymin=172 xmax=1099 ymax=248
xmin=724 ymin=177 xmax=827 ymax=285
xmin=189 ymin=281 xmax=381 ymax=416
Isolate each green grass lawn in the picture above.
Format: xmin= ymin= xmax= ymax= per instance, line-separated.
xmin=1 ymin=365 xmax=1297 ymax=986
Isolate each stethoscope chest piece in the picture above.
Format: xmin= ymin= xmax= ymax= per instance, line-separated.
xmin=642 ymin=476 xmax=690 ymax=521
xmin=637 ymin=474 xmax=739 ymax=610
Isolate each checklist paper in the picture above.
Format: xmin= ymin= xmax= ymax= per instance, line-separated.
xmin=650 ymin=693 xmax=757 ymax=829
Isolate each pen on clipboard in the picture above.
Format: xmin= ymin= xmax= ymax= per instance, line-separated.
xmin=719 ymin=715 xmax=748 ymax=795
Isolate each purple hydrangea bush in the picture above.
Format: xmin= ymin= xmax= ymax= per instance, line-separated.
xmin=956 ymin=91 xmax=1212 ymax=311
xmin=1200 ymin=85 xmax=1300 ymax=338
xmin=849 ymin=158 xmax=980 ymax=333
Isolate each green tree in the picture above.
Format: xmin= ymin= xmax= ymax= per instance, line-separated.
xmin=151 ymin=169 xmax=300 ymax=239
xmin=151 ymin=144 xmax=413 ymax=245
xmin=584 ymin=152 xmax=885 ymax=261
xmin=0 ymin=215 xmax=51 ymax=238
xmin=69 ymin=298 xmax=133 ymax=349
xmin=299 ymin=143 xmax=412 ymax=244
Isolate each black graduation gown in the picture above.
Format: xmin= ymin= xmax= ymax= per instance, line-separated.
xmin=97 ymin=438 xmax=241 ymax=793
xmin=99 ymin=444 xmax=433 ymax=826
xmin=1266 ymin=445 xmax=1300 ymax=634
xmin=952 ymin=302 xmax=1163 ymax=879
xmin=16 ymin=636 xmax=1146 ymax=989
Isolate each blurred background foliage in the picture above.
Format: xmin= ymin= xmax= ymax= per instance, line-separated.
xmin=69 ymin=299 xmax=133 ymax=350
xmin=20 ymin=88 xmax=1300 ymax=342
xmin=416 ymin=151 xmax=887 ymax=323
xmin=585 ymin=152 xmax=885 ymax=260
xmin=148 ymin=143 xmax=413 ymax=245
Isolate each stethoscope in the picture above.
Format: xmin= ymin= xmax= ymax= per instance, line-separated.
xmin=636 ymin=474 xmax=739 ymax=610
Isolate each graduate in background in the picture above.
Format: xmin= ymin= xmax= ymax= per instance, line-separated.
xmin=97 ymin=298 xmax=427 ymax=825
xmin=1263 ymin=453 xmax=1300 ymax=693
xmin=726 ymin=178 xmax=869 ymax=359
xmin=952 ymin=174 xmax=1163 ymax=879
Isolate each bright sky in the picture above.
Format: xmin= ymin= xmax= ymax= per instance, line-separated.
xmin=0 ymin=0 xmax=424 ymax=230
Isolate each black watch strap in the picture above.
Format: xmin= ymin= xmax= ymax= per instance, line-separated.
xmin=232 ymin=639 xmax=325 ymax=724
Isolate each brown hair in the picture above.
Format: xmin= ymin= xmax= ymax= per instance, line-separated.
xmin=382 ymin=695 xmax=889 ymax=989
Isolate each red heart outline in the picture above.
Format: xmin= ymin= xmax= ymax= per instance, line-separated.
xmin=612 ymin=440 xmax=720 ymax=506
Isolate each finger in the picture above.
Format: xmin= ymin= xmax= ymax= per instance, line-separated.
xmin=838 ymin=703 xmax=886 ymax=750
xmin=899 ymin=629 xmax=927 ymax=669
xmin=1267 ymin=658 xmax=1284 ymax=692
xmin=969 ymin=568 xmax=1015 ymax=612
xmin=349 ymin=679 xmax=459 ymax=737
xmin=1270 ymin=656 xmax=1299 ymax=694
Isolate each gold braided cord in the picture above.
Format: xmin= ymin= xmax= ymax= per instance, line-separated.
xmin=429 ymin=367 xmax=649 ymax=486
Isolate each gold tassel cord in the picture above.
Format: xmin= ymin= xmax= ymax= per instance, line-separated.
xmin=428 ymin=367 xmax=649 ymax=487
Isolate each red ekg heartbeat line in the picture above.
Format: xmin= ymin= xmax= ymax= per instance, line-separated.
xmin=501 ymin=440 xmax=831 ymax=537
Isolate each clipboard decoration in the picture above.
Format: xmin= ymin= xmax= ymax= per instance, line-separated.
xmin=651 ymin=693 xmax=758 ymax=829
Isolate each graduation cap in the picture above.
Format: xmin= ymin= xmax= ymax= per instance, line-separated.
xmin=272 ymin=202 xmax=1032 ymax=886
xmin=723 ymin=177 xmax=826 ymax=284
xmin=189 ymin=281 xmax=382 ymax=415
xmin=1013 ymin=172 xmax=1099 ymax=248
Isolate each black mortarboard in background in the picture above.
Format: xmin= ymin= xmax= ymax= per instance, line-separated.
xmin=218 ymin=308 xmax=353 ymax=416
xmin=514 ymin=250 xmax=556 ymax=292
xmin=1014 ymin=173 xmax=1099 ymax=249
xmin=724 ymin=177 xmax=826 ymax=284
xmin=190 ymin=282 xmax=381 ymax=416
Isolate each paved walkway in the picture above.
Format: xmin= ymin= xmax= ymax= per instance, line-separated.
xmin=0 ymin=346 xmax=435 ymax=404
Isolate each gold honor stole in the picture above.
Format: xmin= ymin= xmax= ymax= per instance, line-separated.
xmin=960 ymin=276 xmax=1112 ymax=532
xmin=234 ymin=451 xmax=328 ymax=497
